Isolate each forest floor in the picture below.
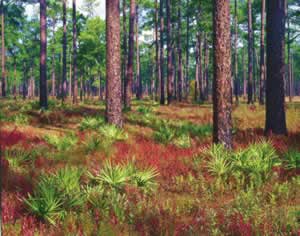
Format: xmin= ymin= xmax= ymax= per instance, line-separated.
xmin=0 ymin=97 xmax=299 ymax=235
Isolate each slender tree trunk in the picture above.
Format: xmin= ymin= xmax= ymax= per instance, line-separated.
xmin=198 ymin=33 xmax=204 ymax=101
xmin=80 ymin=76 xmax=83 ymax=102
xmin=259 ymin=0 xmax=266 ymax=105
xmin=160 ymin=0 xmax=165 ymax=104
xmin=265 ymin=0 xmax=287 ymax=135
xmin=122 ymin=0 xmax=128 ymax=102
xmin=247 ymin=0 xmax=254 ymax=104
xmin=213 ymin=0 xmax=232 ymax=149
xmin=40 ymin=0 xmax=48 ymax=109
xmin=177 ymin=2 xmax=183 ymax=102
xmin=62 ymin=0 xmax=67 ymax=102
xmin=136 ymin=5 xmax=142 ymax=100
xmin=203 ymin=34 xmax=209 ymax=100
xmin=13 ymin=61 xmax=17 ymax=99
xmin=72 ymin=0 xmax=78 ymax=104
xmin=125 ymin=0 xmax=135 ymax=108
xmin=166 ymin=0 xmax=173 ymax=104
xmin=287 ymin=11 xmax=292 ymax=102
xmin=106 ymin=0 xmax=123 ymax=127
xmin=195 ymin=34 xmax=199 ymax=101
xmin=185 ymin=0 xmax=190 ymax=99
xmin=234 ymin=0 xmax=239 ymax=103
xmin=69 ymin=55 xmax=72 ymax=98
xmin=1 ymin=0 xmax=6 ymax=97
xmin=243 ymin=47 xmax=247 ymax=99
xmin=154 ymin=0 xmax=161 ymax=101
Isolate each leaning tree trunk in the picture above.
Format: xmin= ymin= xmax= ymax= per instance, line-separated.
xmin=106 ymin=0 xmax=123 ymax=127
xmin=166 ymin=0 xmax=173 ymax=104
xmin=72 ymin=0 xmax=78 ymax=104
xmin=265 ymin=0 xmax=287 ymax=135
xmin=259 ymin=0 xmax=266 ymax=105
xmin=40 ymin=0 xmax=48 ymax=109
xmin=1 ymin=0 xmax=6 ymax=97
xmin=213 ymin=0 xmax=233 ymax=149
xmin=247 ymin=0 xmax=254 ymax=104
xmin=177 ymin=2 xmax=183 ymax=102
xmin=159 ymin=0 xmax=165 ymax=105
xmin=62 ymin=0 xmax=67 ymax=102
xmin=125 ymin=0 xmax=135 ymax=109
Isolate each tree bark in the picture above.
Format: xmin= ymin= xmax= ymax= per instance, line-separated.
xmin=159 ymin=0 xmax=165 ymax=105
xmin=125 ymin=0 xmax=135 ymax=108
xmin=213 ymin=0 xmax=233 ymax=149
xmin=106 ymin=0 xmax=123 ymax=127
xmin=40 ymin=0 xmax=48 ymax=109
xmin=265 ymin=0 xmax=287 ymax=135
xmin=247 ymin=0 xmax=254 ymax=104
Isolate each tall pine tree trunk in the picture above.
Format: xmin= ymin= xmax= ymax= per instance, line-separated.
xmin=185 ymin=0 xmax=190 ymax=99
xmin=166 ymin=0 xmax=173 ymax=104
xmin=160 ymin=0 xmax=165 ymax=104
xmin=40 ymin=0 xmax=48 ymax=109
xmin=1 ymin=0 xmax=5 ymax=97
xmin=154 ymin=0 xmax=161 ymax=101
xmin=259 ymin=0 xmax=266 ymax=104
xmin=247 ymin=0 xmax=254 ymax=104
xmin=213 ymin=0 xmax=232 ymax=149
xmin=265 ymin=0 xmax=287 ymax=135
xmin=125 ymin=0 xmax=135 ymax=109
xmin=72 ymin=0 xmax=78 ymax=104
xmin=106 ymin=0 xmax=123 ymax=127
xmin=62 ymin=0 xmax=67 ymax=102
xmin=177 ymin=2 xmax=183 ymax=102
xmin=122 ymin=0 xmax=128 ymax=101
xmin=234 ymin=0 xmax=239 ymax=103
xmin=136 ymin=5 xmax=142 ymax=99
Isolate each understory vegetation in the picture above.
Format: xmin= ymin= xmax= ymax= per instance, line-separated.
xmin=0 ymin=99 xmax=299 ymax=235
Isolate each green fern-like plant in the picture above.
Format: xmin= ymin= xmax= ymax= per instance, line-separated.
xmin=45 ymin=133 xmax=78 ymax=151
xmin=153 ymin=121 xmax=176 ymax=144
xmin=99 ymin=124 xmax=128 ymax=142
xmin=206 ymin=144 xmax=232 ymax=187
xmin=232 ymin=140 xmax=280 ymax=187
xmin=79 ymin=117 xmax=105 ymax=131
xmin=24 ymin=175 xmax=65 ymax=225
xmin=283 ymin=150 xmax=300 ymax=170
